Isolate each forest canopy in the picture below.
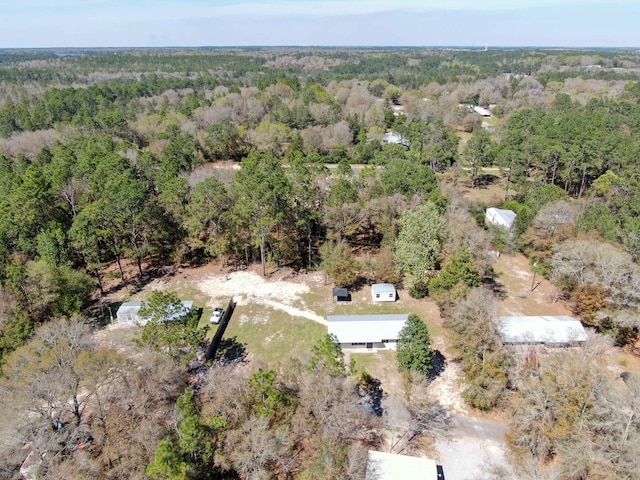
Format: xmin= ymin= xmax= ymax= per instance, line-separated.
xmin=1 ymin=46 xmax=640 ymax=479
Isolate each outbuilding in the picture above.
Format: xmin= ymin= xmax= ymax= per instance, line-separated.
xmin=327 ymin=314 xmax=408 ymax=350
xmin=495 ymin=315 xmax=588 ymax=347
xmin=371 ymin=283 xmax=397 ymax=302
xmin=332 ymin=287 xmax=351 ymax=302
xmin=485 ymin=207 xmax=517 ymax=230
xmin=366 ymin=451 xmax=439 ymax=480
xmin=115 ymin=300 xmax=194 ymax=327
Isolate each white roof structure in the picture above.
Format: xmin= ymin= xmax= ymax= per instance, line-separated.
xmin=371 ymin=283 xmax=397 ymax=302
xmin=473 ymin=105 xmax=492 ymax=117
xmin=116 ymin=300 xmax=194 ymax=327
xmin=366 ymin=451 xmax=438 ymax=480
xmin=381 ymin=132 xmax=410 ymax=147
xmin=486 ymin=207 xmax=517 ymax=230
xmin=371 ymin=283 xmax=396 ymax=295
xmin=327 ymin=314 xmax=408 ymax=344
xmin=496 ymin=315 xmax=588 ymax=346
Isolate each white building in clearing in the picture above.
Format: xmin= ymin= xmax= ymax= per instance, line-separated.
xmin=485 ymin=207 xmax=517 ymax=230
xmin=473 ymin=105 xmax=492 ymax=117
xmin=495 ymin=315 xmax=588 ymax=347
xmin=381 ymin=132 xmax=410 ymax=147
xmin=327 ymin=314 xmax=408 ymax=350
xmin=366 ymin=451 xmax=439 ymax=480
xmin=371 ymin=283 xmax=397 ymax=302
xmin=116 ymin=300 xmax=194 ymax=327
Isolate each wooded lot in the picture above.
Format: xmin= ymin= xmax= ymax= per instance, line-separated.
xmin=1 ymin=47 xmax=640 ymax=479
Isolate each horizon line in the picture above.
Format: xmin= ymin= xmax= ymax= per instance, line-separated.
xmin=2 ymin=45 xmax=639 ymax=51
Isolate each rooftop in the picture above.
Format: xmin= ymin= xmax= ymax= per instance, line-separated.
xmin=371 ymin=283 xmax=396 ymax=293
xmin=327 ymin=314 xmax=408 ymax=344
xmin=496 ymin=315 xmax=588 ymax=345
xmin=366 ymin=451 xmax=438 ymax=480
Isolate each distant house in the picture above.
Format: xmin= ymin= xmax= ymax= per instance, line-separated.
xmin=116 ymin=300 xmax=194 ymax=327
xmin=495 ymin=315 xmax=588 ymax=347
xmin=473 ymin=105 xmax=492 ymax=117
xmin=366 ymin=451 xmax=439 ymax=480
xmin=332 ymin=287 xmax=351 ymax=302
xmin=371 ymin=283 xmax=397 ymax=302
xmin=485 ymin=207 xmax=517 ymax=230
xmin=381 ymin=132 xmax=410 ymax=148
xmin=327 ymin=314 xmax=408 ymax=350
xmin=391 ymin=104 xmax=406 ymax=116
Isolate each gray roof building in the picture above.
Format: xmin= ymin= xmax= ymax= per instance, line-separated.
xmin=327 ymin=314 xmax=408 ymax=350
xmin=495 ymin=315 xmax=588 ymax=346
xmin=116 ymin=300 xmax=194 ymax=327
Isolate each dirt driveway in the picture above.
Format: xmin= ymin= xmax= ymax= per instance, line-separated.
xmin=436 ymin=415 xmax=510 ymax=480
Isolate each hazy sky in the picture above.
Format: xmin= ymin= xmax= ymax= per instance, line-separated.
xmin=1 ymin=0 xmax=638 ymax=48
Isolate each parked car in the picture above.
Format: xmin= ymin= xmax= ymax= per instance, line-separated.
xmin=210 ymin=307 xmax=224 ymax=324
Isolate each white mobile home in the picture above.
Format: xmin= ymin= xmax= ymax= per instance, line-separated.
xmin=485 ymin=207 xmax=517 ymax=230
xmin=366 ymin=451 xmax=439 ymax=480
xmin=327 ymin=314 xmax=408 ymax=350
xmin=495 ymin=315 xmax=587 ymax=347
xmin=371 ymin=283 xmax=397 ymax=302
xmin=116 ymin=300 xmax=194 ymax=327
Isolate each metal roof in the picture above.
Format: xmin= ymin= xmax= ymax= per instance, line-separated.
xmin=366 ymin=451 xmax=438 ymax=480
xmin=496 ymin=315 xmax=588 ymax=345
xmin=116 ymin=300 xmax=194 ymax=326
xmin=117 ymin=301 xmax=143 ymax=314
xmin=371 ymin=283 xmax=396 ymax=294
xmin=332 ymin=287 xmax=349 ymax=297
xmin=328 ymin=314 xmax=408 ymax=344
xmin=486 ymin=207 xmax=516 ymax=229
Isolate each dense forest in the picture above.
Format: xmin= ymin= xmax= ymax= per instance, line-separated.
xmin=1 ymin=47 xmax=640 ymax=479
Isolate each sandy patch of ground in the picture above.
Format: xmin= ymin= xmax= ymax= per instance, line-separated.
xmin=428 ymin=361 xmax=468 ymax=415
xmin=436 ymin=415 xmax=510 ymax=480
xmin=197 ymin=271 xmax=326 ymax=325
xmin=493 ymin=253 xmax=572 ymax=317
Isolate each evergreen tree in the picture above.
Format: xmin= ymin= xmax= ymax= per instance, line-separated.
xmin=429 ymin=247 xmax=481 ymax=294
xmin=396 ymin=314 xmax=434 ymax=375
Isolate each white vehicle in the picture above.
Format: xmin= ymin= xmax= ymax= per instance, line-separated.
xmin=210 ymin=307 xmax=224 ymax=324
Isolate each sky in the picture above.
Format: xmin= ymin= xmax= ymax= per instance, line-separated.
xmin=1 ymin=0 xmax=638 ymax=49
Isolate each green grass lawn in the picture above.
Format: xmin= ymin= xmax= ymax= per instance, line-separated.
xmin=210 ymin=302 xmax=326 ymax=367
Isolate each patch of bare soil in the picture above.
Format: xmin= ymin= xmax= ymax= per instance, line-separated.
xmin=429 ymin=338 xmax=468 ymax=415
xmin=492 ymin=253 xmax=573 ymax=317
xmin=133 ymin=266 xmax=328 ymax=326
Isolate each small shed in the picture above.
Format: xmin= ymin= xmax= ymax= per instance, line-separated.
xmin=495 ymin=315 xmax=588 ymax=347
xmin=332 ymin=287 xmax=351 ymax=302
xmin=371 ymin=283 xmax=396 ymax=302
xmin=116 ymin=300 xmax=194 ymax=327
xmin=485 ymin=207 xmax=517 ymax=230
xmin=366 ymin=451 xmax=439 ymax=480
xmin=327 ymin=314 xmax=408 ymax=350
